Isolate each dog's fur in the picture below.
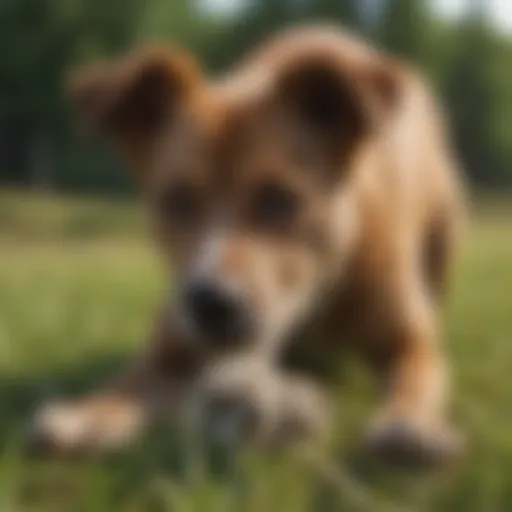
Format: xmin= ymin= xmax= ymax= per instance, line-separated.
xmin=32 ymin=26 xmax=464 ymax=465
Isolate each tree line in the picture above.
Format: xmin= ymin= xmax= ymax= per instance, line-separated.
xmin=1 ymin=0 xmax=511 ymax=192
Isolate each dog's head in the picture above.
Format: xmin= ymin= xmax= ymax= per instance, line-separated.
xmin=69 ymin=29 xmax=400 ymax=351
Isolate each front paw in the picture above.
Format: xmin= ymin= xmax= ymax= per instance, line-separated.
xmin=188 ymin=358 xmax=330 ymax=450
xmin=187 ymin=358 xmax=279 ymax=447
xmin=28 ymin=397 xmax=144 ymax=457
xmin=365 ymin=416 xmax=463 ymax=469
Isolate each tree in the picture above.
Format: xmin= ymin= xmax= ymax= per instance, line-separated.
xmin=379 ymin=0 xmax=432 ymax=63
xmin=0 ymin=0 xmax=148 ymax=188
xmin=303 ymin=0 xmax=360 ymax=28
xmin=445 ymin=0 xmax=503 ymax=186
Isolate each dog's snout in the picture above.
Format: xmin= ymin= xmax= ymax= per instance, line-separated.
xmin=185 ymin=281 xmax=252 ymax=345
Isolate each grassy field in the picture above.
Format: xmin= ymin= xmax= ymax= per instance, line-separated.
xmin=0 ymin=189 xmax=511 ymax=511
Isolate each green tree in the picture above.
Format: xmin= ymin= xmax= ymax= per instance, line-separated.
xmin=0 ymin=0 xmax=147 ymax=188
xmin=379 ymin=0 xmax=433 ymax=62
xmin=303 ymin=0 xmax=360 ymax=27
xmin=445 ymin=0 xmax=505 ymax=186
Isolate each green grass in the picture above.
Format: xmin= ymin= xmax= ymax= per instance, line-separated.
xmin=0 ymin=189 xmax=511 ymax=511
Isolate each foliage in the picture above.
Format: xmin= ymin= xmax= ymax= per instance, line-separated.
xmin=0 ymin=0 xmax=511 ymax=190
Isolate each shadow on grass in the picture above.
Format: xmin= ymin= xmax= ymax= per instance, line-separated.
xmin=0 ymin=356 xmax=198 ymax=509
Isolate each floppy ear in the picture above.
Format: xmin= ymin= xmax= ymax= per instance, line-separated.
xmin=68 ymin=47 xmax=202 ymax=172
xmin=274 ymin=49 xmax=401 ymax=173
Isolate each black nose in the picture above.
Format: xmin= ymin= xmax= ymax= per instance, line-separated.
xmin=185 ymin=282 xmax=250 ymax=344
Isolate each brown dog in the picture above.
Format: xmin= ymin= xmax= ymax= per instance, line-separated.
xmin=32 ymin=26 xmax=464 ymax=466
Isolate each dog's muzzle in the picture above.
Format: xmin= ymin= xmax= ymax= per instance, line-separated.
xmin=183 ymin=279 xmax=255 ymax=347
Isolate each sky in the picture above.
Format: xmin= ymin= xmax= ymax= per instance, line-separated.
xmin=435 ymin=0 xmax=512 ymax=32
xmin=202 ymin=0 xmax=512 ymax=33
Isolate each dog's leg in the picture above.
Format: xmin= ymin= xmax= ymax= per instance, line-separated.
xmin=30 ymin=313 xmax=204 ymax=456
xmin=365 ymin=282 xmax=462 ymax=467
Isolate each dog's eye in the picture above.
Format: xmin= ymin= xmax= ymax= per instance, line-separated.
xmin=159 ymin=184 xmax=201 ymax=224
xmin=251 ymin=182 xmax=299 ymax=229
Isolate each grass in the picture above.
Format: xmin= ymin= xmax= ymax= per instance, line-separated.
xmin=0 ymin=189 xmax=511 ymax=511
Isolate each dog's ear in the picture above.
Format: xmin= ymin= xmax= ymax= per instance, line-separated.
xmin=274 ymin=49 xmax=401 ymax=172
xmin=68 ymin=47 xmax=202 ymax=173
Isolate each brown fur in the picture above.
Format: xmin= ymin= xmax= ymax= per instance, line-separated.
xmin=32 ymin=26 xmax=464 ymax=465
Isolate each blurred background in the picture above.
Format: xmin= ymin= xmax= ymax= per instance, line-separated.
xmin=0 ymin=1 xmax=511 ymax=511
xmin=1 ymin=0 xmax=511 ymax=192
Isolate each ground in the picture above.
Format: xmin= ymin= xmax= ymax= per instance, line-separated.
xmin=0 ymin=189 xmax=511 ymax=511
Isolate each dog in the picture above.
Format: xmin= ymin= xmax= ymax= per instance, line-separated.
xmin=31 ymin=25 xmax=465 ymax=466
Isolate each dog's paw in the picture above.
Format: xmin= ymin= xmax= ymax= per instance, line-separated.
xmin=187 ymin=358 xmax=331 ymax=450
xmin=365 ymin=416 xmax=463 ymax=469
xmin=28 ymin=397 xmax=145 ymax=457
xmin=187 ymin=358 xmax=278 ymax=447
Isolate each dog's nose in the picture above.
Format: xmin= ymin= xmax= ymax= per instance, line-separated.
xmin=185 ymin=281 xmax=251 ymax=345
